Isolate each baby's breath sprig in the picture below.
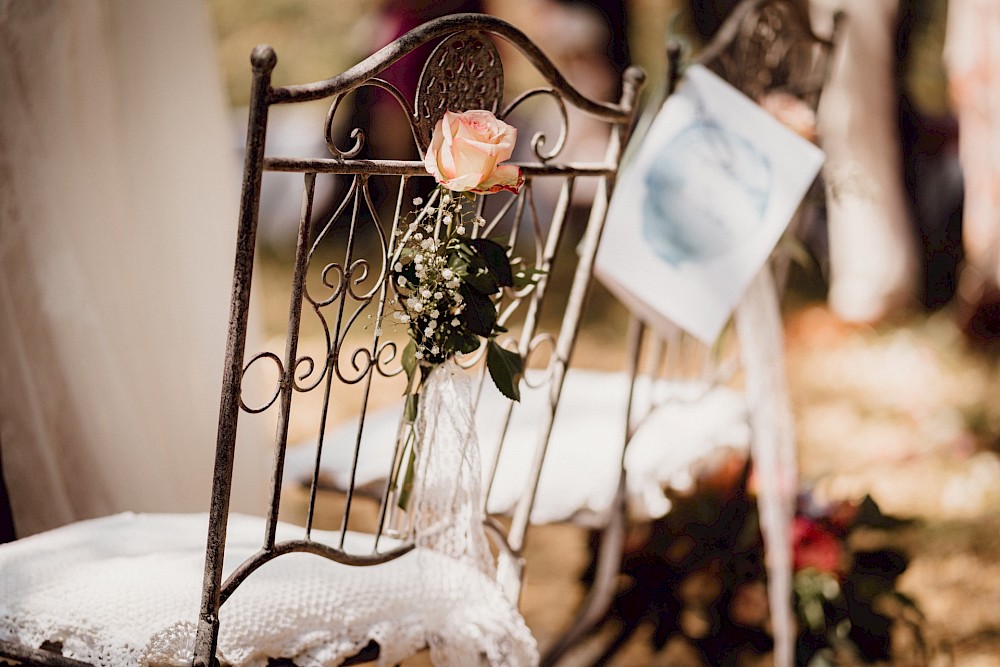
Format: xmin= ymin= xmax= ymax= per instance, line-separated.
xmin=391 ymin=185 xmax=536 ymax=411
xmin=389 ymin=109 xmax=539 ymax=510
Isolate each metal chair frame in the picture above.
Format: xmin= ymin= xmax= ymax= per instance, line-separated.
xmin=195 ymin=12 xmax=644 ymax=666
xmin=0 ymin=12 xmax=644 ymax=667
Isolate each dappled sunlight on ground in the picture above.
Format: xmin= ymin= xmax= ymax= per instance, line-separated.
xmin=786 ymin=305 xmax=1000 ymax=665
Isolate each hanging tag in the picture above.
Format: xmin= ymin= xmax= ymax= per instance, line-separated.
xmin=596 ymin=64 xmax=824 ymax=344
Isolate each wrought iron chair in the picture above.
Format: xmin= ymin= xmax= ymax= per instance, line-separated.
xmin=0 ymin=13 xmax=643 ymax=667
xmin=540 ymin=1 xmax=839 ymax=664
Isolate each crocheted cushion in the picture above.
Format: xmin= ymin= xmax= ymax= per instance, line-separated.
xmin=0 ymin=512 xmax=537 ymax=667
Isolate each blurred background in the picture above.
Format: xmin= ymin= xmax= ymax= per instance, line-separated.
xmin=204 ymin=1 xmax=1000 ymax=665
xmin=3 ymin=0 xmax=999 ymax=664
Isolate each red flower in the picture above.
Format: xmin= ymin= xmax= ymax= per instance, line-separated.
xmin=792 ymin=517 xmax=843 ymax=575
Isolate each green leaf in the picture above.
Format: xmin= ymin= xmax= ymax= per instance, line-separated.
xmin=463 ymin=267 xmax=499 ymax=295
xmin=396 ymin=439 xmax=417 ymax=510
xmin=448 ymin=251 xmax=469 ymax=273
xmin=446 ymin=328 xmax=481 ymax=355
xmin=403 ymin=392 xmax=419 ymax=422
xmin=486 ymin=340 xmax=523 ymax=401
xmin=467 ymin=237 xmax=514 ymax=287
xmin=401 ymin=339 xmax=417 ymax=385
xmin=459 ymin=283 xmax=497 ymax=337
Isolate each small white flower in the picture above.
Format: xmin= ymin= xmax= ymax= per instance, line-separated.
xmin=443 ymin=214 xmax=452 ymax=224
xmin=451 ymin=318 xmax=461 ymax=326
xmin=424 ymin=326 xmax=434 ymax=337
xmin=397 ymin=276 xmax=407 ymax=286
xmin=415 ymin=351 xmax=424 ymax=359
xmin=431 ymin=345 xmax=440 ymax=354
xmin=421 ymin=289 xmax=432 ymax=299
xmin=413 ymin=197 xmax=423 ymax=206
xmin=430 ymin=309 xmax=440 ymax=318
xmin=441 ymin=268 xmax=453 ymax=280
xmin=414 ymin=232 xmax=423 ymax=241
xmin=442 ymin=193 xmax=451 ymax=205
xmin=456 ymin=225 xmax=466 ymax=234
xmin=433 ymin=292 xmax=443 ymax=299
xmin=421 ymin=238 xmax=434 ymax=250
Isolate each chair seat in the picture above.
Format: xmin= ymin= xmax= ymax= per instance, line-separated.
xmin=284 ymin=370 xmax=751 ymax=526
xmin=0 ymin=512 xmax=537 ymax=667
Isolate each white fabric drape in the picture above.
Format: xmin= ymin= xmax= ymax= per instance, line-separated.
xmin=0 ymin=0 xmax=269 ymax=536
xmin=946 ymin=0 xmax=1000 ymax=291
xmin=811 ymin=0 xmax=919 ymax=323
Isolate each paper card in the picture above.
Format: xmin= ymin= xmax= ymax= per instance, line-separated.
xmin=596 ymin=64 xmax=825 ymax=344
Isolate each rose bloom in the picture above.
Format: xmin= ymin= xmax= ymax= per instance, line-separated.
xmin=424 ymin=109 xmax=523 ymax=194
xmin=758 ymin=91 xmax=817 ymax=143
xmin=792 ymin=516 xmax=843 ymax=575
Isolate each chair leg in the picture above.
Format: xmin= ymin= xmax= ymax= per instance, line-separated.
xmin=0 ymin=433 xmax=16 ymax=543
xmin=540 ymin=474 xmax=628 ymax=667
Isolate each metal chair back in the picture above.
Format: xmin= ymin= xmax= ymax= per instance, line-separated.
xmin=194 ymin=13 xmax=644 ymax=664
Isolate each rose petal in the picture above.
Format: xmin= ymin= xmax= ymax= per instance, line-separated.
xmin=424 ymin=110 xmax=519 ymax=192
xmin=437 ymin=113 xmax=459 ymax=178
xmin=441 ymin=172 xmax=487 ymax=192
xmin=452 ymin=137 xmax=498 ymax=186
xmin=472 ymin=163 xmax=523 ymax=194
xmin=458 ymin=136 xmax=513 ymax=158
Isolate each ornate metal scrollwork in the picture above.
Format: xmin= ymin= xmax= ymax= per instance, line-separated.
xmin=706 ymin=0 xmax=824 ymax=105
xmin=324 ymin=80 xmax=421 ymax=159
xmin=239 ymin=351 xmax=285 ymax=414
xmin=501 ymin=89 xmax=570 ymax=162
xmin=414 ymin=31 xmax=504 ymax=150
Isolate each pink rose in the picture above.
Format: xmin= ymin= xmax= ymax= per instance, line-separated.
xmin=423 ymin=110 xmax=523 ymax=194
xmin=758 ymin=91 xmax=817 ymax=143
xmin=792 ymin=517 xmax=844 ymax=575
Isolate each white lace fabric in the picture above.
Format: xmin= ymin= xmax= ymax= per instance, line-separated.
xmin=410 ymin=361 xmax=496 ymax=575
xmin=0 ymin=366 xmax=537 ymax=667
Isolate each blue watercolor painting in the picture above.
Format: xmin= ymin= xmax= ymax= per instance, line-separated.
xmin=641 ymin=119 xmax=772 ymax=266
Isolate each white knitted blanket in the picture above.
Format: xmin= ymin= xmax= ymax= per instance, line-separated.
xmin=0 ymin=512 xmax=537 ymax=666
xmin=0 ymin=363 xmax=537 ymax=666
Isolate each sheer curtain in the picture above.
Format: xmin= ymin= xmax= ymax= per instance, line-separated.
xmin=0 ymin=0 xmax=269 ymax=536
